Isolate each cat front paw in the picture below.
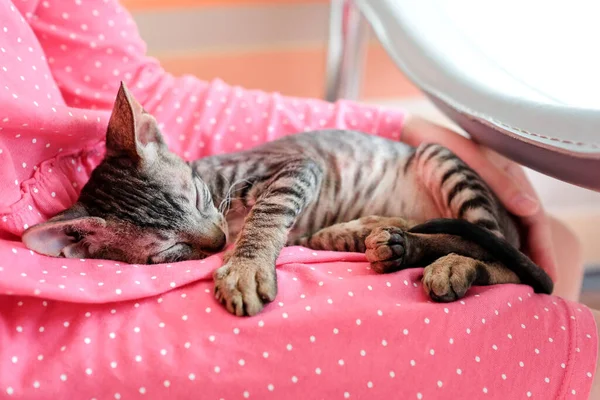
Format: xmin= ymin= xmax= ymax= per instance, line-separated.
xmin=213 ymin=260 xmax=277 ymax=316
xmin=422 ymin=253 xmax=477 ymax=302
xmin=365 ymin=227 xmax=407 ymax=273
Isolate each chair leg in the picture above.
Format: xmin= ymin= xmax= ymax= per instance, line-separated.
xmin=325 ymin=0 xmax=369 ymax=102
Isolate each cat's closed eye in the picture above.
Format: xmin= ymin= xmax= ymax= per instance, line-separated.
xmin=194 ymin=177 xmax=212 ymax=211
xmin=148 ymin=242 xmax=193 ymax=264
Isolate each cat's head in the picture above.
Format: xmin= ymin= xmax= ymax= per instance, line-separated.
xmin=23 ymin=82 xmax=227 ymax=264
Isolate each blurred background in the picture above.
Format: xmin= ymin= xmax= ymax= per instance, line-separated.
xmin=121 ymin=0 xmax=600 ymax=302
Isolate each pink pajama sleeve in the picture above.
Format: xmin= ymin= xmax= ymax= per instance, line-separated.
xmin=0 ymin=0 xmax=596 ymax=399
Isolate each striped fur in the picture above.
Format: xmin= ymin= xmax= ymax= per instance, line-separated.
xmin=23 ymin=83 xmax=551 ymax=317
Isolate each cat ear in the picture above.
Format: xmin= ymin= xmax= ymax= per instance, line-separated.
xmin=105 ymin=81 xmax=164 ymax=162
xmin=22 ymin=204 xmax=106 ymax=258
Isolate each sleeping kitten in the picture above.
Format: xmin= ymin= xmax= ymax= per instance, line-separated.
xmin=23 ymin=83 xmax=552 ymax=316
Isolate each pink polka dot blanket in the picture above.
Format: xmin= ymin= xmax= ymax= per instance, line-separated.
xmin=0 ymin=0 xmax=596 ymax=398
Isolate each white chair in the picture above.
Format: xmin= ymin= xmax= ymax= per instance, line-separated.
xmin=325 ymin=0 xmax=600 ymax=190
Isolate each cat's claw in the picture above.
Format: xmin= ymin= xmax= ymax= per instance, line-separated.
xmin=213 ymin=260 xmax=277 ymax=316
xmin=422 ymin=254 xmax=476 ymax=302
xmin=365 ymin=226 xmax=407 ymax=273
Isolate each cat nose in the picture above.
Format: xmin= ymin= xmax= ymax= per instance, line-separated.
xmin=205 ymin=230 xmax=226 ymax=252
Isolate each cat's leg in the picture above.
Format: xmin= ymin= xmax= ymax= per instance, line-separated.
xmin=364 ymin=227 xmax=521 ymax=300
xmin=364 ymin=228 xmax=491 ymax=273
xmin=410 ymin=143 xmax=520 ymax=246
xmin=421 ymin=253 xmax=520 ymax=302
xmin=296 ymin=217 xmax=522 ymax=301
xmin=213 ymin=159 xmax=322 ymax=316
xmin=292 ymin=215 xmax=413 ymax=252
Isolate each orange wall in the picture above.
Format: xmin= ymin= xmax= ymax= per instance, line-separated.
xmin=123 ymin=1 xmax=421 ymax=100
xmin=158 ymin=45 xmax=421 ymax=100
xmin=122 ymin=0 xmax=327 ymax=10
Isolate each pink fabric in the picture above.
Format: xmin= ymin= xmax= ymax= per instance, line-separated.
xmin=0 ymin=0 xmax=597 ymax=398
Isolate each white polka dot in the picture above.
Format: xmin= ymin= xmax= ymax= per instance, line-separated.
xmin=475 ymin=355 xmax=481 ymax=362
xmin=519 ymin=361 xmax=525 ymax=367
xmin=527 ymin=392 xmax=532 ymax=397
xmin=457 ymin=369 xmax=462 ymax=375
xmin=315 ymin=368 xmax=321 ymax=375
xmin=424 ymin=318 xmax=430 ymax=324
xmin=110 ymin=361 xmax=117 ymax=368
xmin=188 ymin=373 xmax=195 ymax=380
xmin=233 ymin=328 xmax=240 ymax=334
xmin=360 ymin=350 xmax=366 ymax=356
xmin=85 ymin=368 xmax=92 ymax=375
xmin=356 ymin=319 xmax=361 ymax=325
xmin=208 ymin=335 xmax=215 ymax=342
xmin=33 ymin=381 xmax=40 ymax=389
xmin=109 ymin=332 xmax=116 ymax=339
xmin=403 ymin=329 xmax=409 ymax=335
xmin=410 ymin=360 xmax=416 ymax=366
xmin=344 ymin=393 xmax=350 ymax=399
xmin=238 ymin=359 xmax=245 ymax=366
xmin=430 ymin=349 xmax=435 ymax=356
xmin=84 ymin=337 xmax=91 ymax=344
xmin=483 ymin=388 xmax=488 ymax=394
xmin=60 ymin=374 xmax=67 ymax=382
xmin=286 ymin=344 xmax=293 ymax=351
xmin=6 ymin=387 xmax=13 ymax=395
xmin=135 ymin=355 xmax=142 ymax=362
xmin=243 ymin=391 xmax=250 ymax=398
xmin=572 ymin=389 xmax=576 ymax=395
xmin=184 ymin=342 xmax=191 ymax=349
xmin=11 ymin=356 xmax=17 ymax=363
xmin=417 ymin=393 xmax=423 ymax=399
xmin=263 ymin=352 xmax=269 ymax=358
xmin=291 ymin=376 xmax=298 ymax=383
xmin=163 ymin=380 xmax=170 ymax=387
xmin=502 ymin=374 xmax=507 ymax=380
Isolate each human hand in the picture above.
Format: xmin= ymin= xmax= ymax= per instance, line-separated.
xmin=401 ymin=115 xmax=558 ymax=281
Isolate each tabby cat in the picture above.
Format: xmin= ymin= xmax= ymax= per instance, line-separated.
xmin=23 ymin=83 xmax=552 ymax=316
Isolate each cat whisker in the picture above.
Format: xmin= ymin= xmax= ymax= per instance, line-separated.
xmin=219 ymin=178 xmax=252 ymax=214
